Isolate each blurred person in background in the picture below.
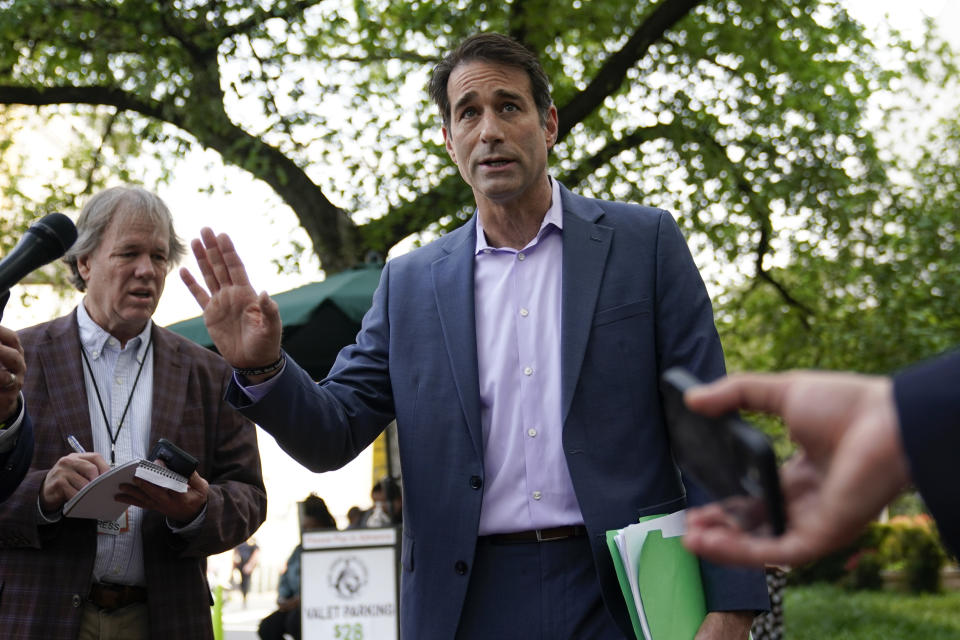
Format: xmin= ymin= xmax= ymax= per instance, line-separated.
xmin=233 ymin=537 xmax=261 ymax=608
xmin=360 ymin=476 xmax=402 ymax=528
xmin=346 ymin=505 xmax=363 ymax=529
xmin=258 ymin=494 xmax=338 ymax=640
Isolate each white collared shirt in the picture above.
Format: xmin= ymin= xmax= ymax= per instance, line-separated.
xmin=77 ymin=302 xmax=154 ymax=586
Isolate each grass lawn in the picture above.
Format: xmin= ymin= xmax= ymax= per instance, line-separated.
xmin=785 ymin=584 xmax=960 ymax=639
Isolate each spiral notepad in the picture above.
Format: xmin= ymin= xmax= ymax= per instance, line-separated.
xmin=134 ymin=459 xmax=189 ymax=491
xmin=63 ymin=459 xmax=189 ymax=520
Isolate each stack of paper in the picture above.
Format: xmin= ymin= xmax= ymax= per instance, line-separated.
xmin=606 ymin=510 xmax=706 ymax=640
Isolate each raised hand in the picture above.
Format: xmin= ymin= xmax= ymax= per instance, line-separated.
xmin=180 ymin=228 xmax=282 ymax=370
xmin=681 ymin=371 xmax=910 ymax=567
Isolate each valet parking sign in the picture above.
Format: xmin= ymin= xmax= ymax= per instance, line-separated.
xmin=301 ymin=527 xmax=399 ymax=640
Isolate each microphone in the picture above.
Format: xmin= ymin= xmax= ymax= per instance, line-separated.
xmin=0 ymin=212 xmax=79 ymax=298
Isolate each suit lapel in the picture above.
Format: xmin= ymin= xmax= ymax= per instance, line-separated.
xmin=37 ymin=313 xmax=95 ymax=450
xmin=560 ymin=187 xmax=612 ymax=424
xmin=432 ymin=221 xmax=484 ymax=459
xmin=148 ymin=326 xmax=186 ymax=445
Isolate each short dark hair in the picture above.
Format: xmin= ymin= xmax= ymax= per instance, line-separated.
xmin=372 ymin=477 xmax=402 ymax=502
xmin=429 ymin=32 xmax=553 ymax=129
xmin=302 ymin=493 xmax=337 ymax=530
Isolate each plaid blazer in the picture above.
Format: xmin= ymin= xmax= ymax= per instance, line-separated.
xmin=0 ymin=310 xmax=267 ymax=639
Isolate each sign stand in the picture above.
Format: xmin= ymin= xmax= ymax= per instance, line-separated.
xmin=301 ymin=527 xmax=400 ymax=639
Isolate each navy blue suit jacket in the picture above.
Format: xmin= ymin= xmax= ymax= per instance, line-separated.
xmin=0 ymin=407 xmax=32 ymax=503
xmin=231 ymin=185 xmax=768 ymax=637
xmin=894 ymin=350 xmax=960 ymax=554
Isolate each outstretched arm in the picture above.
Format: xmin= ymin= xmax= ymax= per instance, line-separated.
xmin=180 ymin=227 xmax=283 ymax=378
xmin=682 ymin=371 xmax=910 ymax=567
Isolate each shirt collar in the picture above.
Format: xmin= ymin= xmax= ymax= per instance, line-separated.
xmin=475 ymin=177 xmax=564 ymax=254
xmin=77 ymin=302 xmax=152 ymax=362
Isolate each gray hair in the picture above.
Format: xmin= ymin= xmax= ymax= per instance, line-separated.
xmin=64 ymin=186 xmax=186 ymax=292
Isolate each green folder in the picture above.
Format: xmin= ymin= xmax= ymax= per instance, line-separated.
xmin=606 ymin=512 xmax=706 ymax=640
xmin=606 ymin=529 xmax=644 ymax=638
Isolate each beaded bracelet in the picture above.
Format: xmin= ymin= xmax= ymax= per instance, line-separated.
xmin=234 ymin=354 xmax=285 ymax=377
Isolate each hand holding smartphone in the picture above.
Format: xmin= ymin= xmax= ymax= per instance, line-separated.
xmin=661 ymin=367 xmax=786 ymax=536
xmin=148 ymin=438 xmax=198 ymax=478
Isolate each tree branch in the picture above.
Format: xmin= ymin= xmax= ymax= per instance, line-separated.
xmin=508 ymin=0 xmax=531 ymax=44
xmin=246 ymin=39 xmax=304 ymax=148
xmin=324 ymin=50 xmax=438 ymax=65
xmin=218 ymin=0 xmax=325 ymax=40
xmin=155 ymin=0 xmax=219 ymax=61
xmin=557 ymin=114 xmax=816 ymax=326
xmin=688 ymin=125 xmax=816 ymax=325
xmin=555 ymin=0 xmax=704 ymax=141
xmin=660 ymin=32 xmax=741 ymax=75
xmin=359 ymin=172 xmax=471 ymax=256
xmin=556 ymin=122 xmax=681 ymax=186
xmin=0 ymin=85 xmax=167 ymax=121
xmin=0 ymin=82 xmax=362 ymax=272
xmin=755 ymin=269 xmax=813 ymax=330
xmin=80 ymin=110 xmax=119 ymax=197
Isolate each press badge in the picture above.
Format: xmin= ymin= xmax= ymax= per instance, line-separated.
xmin=97 ymin=509 xmax=130 ymax=536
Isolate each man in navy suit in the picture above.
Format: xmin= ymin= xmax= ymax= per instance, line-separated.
xmin=684 ymin=350 xmax=960 ymax=564
xmin=183 ymin=32 xmax=768 ymax=638
xmin=0 ymin=324 xmax=32 ymax=503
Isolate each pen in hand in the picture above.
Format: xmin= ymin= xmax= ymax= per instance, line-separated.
xmin=66 ymin=435 xmax=86 ymax=454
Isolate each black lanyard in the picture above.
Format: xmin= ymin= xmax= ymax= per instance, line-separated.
xmin=79 ymin=332 xmax=153 ymax=464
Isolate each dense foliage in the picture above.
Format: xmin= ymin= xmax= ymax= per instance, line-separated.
xmin=1 ymin=0 xmax=958 ymax=385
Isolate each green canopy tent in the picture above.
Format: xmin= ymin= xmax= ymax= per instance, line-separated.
xmin=166 ymin=264 xmax=383 ymax=380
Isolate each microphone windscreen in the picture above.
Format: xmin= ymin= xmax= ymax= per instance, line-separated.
xmin=29 ymin=212 xmax=78 ymax=254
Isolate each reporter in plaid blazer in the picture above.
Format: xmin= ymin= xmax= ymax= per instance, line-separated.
xmin=0 ymin=186 xmax=267 ymax=640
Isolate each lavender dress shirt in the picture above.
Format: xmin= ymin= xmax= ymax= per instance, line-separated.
xmin=474 ymin=178 xmax=582 ymax=535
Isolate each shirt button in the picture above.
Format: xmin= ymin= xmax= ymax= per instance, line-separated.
xmin=527 ymin=428 xmax=537 ymax=437
xmin=532 ymin=491 xmax=542 ymax=500
xmin=517 ymin=253 xmax=526 ymax=261
xmin=92 ymin=351 xmax=99 ymax=358
xmin=519 ymin=308 xmax=529 ymax=317
xmin=523 ymin=367 xmax=533 ymax=376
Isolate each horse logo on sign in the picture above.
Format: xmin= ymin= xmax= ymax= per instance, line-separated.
xmin=328 ymin=555 xmax=370 ymax=599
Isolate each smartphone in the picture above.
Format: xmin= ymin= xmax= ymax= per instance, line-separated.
xmin=148 ymin=438 xmax=199 ymax=478
xmin=661 ymin=367 xmax=786 ymax=536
